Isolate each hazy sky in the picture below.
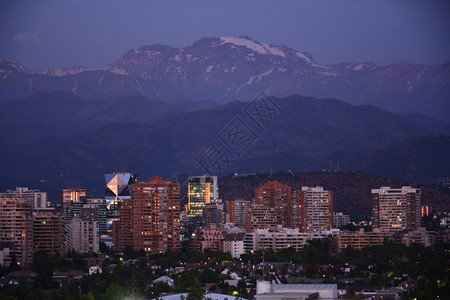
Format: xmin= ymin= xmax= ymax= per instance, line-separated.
xmin=1 ymin=0 xmax=449 ymax=70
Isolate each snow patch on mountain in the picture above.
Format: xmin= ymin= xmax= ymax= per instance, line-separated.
xmin=220 ymin=36 xmax=285 ymax=57
xmin=173 ymin=54 xmax=182 ymax=62
xmin=35 ymin=66 xmax=96 ymax=76
xmin=296 ymin=52 xmax=312 ymax=63
xmin=262 ymin=43 xmax=285 ymax=57
xmin=0 ymin=59 xmax=28 ymax=74
xmin=247 ymin=67 xmax=274 ymax=84
xmin=205 ymin=65 xmax=214 ymax=73
xmin=354 ymin=64 xmax=365 ymax=71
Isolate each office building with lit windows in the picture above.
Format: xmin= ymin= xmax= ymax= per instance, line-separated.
xmin=371 ymin=186 xmax=421 ymax=234
xmin=116 ymin=176 xmax=181 ymax=253
xmin=186 ymin=175 xmax=218 ymax=218
xmin=61 ymin=188 xmax=87 ymax=221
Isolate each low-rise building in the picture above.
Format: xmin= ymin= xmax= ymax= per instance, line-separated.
xmin=255 ymin=281 xmax=337 ymax=300
xmin=222 ymin=233 xmax=245 ymax=258
xmin=244 ymin=228 xmax=310 ymax=253
xmin=245 ymin=203 xmax=278 ymax=232
xmin=389 ymin=227 xmax=432 ymax=247
xmin=153 ymin=275 xmax=174 ymax=287
xmin=191 ymin=224 xmax=227 ymax=252
xmin=329 ymin=228 xmax=386 ymax=253
xmin=244 ymin=228 xmax=340 ymax=253
xmin=0 ymin=242 xmax=14 ymax=266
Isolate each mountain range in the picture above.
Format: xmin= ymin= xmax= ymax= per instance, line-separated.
xmin=1 ymin=36 xmax=449 ymax=121
xmin=1 ymin=36 xmax=449 ymax=209
xmin=0 ymin=91 xmax=449 ymax=205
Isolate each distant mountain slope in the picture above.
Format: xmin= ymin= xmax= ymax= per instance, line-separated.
xmin=218 ymin=171 xmax=450 ymax=216
xmin=1 ymin=35 xmax=449 ymax=120
xmin=397 ymin=113 xmax=450 ymax=135
xmin=232 ymin=136 xmax=450 ymax=184
xmin=0 ymin=94 xmax=443 ymax=202
xmin=0 ymin=91 xmax=218 ymax=144
xmin=331 ymin=135 xmax=450 ymax=182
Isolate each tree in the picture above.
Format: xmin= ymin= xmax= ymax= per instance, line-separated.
xmin=99 ymin=242 xmax=111 ymax=255
xmin=102 ymin=282 xmax=123 ymax=300
xmin=237 ymin=279 xmax=248 ymax=298
xmin=217 ymin=252 xmax=233 ymax=263
xmin=187 ymin=277 xmax=204 ymax=300
xmin=32 ymin=250 xmax=58 ymax=289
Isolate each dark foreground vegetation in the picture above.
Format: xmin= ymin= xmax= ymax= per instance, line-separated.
xmin=1 ymin=240 xmax=449 ymax=300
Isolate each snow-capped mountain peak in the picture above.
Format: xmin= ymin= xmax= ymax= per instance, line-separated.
xmin=1 ymin=36 xmax=448 ymax=121
xmin=0 ymin=59 xmax=28 ymax=74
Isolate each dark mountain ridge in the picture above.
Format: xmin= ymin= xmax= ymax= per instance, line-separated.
xmin=0 ymin=92 xmax=447 ymax=203
xmin=0 ymin=91 xmax=218 ymax=144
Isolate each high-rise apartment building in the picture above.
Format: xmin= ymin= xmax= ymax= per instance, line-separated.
xmin=65 ymin=203 xmax=100 ymax=254
xmin=85 ymin=199 xmax=107 ymax=235
xmin=371 ymin=186 xmax=421 ymax=233
xmin=203 ymin=200 xmax=224 ymax=228
xmin=117 ymin=176 xmax=181 ymax=253
xmin=296 ymin=186 xmax=333 ymax=231
xmin=61 ymin=195 xmax=107 ymax=236
xmin=66 ymin=217 xmax=99 ymax=254
xmin=32 ymin=208 xmax=64 ymax=256
xmin=0 ymin=197 xmax=33 ymax=266
xmin=1 ymin=187 xmax=47 ymax=210
xmin=186 ymin=175 xmax=218 ymax=218
xmin=226 ymin=198 xmax=251 ymax=228
xmin=245 ymin=203 xmax=278 ymax=232
xmin=254 ymin=181 xmax=293 ymax=228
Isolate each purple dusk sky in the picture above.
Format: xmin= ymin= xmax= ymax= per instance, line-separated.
xmin=1 ymin=0 xmax=449 ymax=71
